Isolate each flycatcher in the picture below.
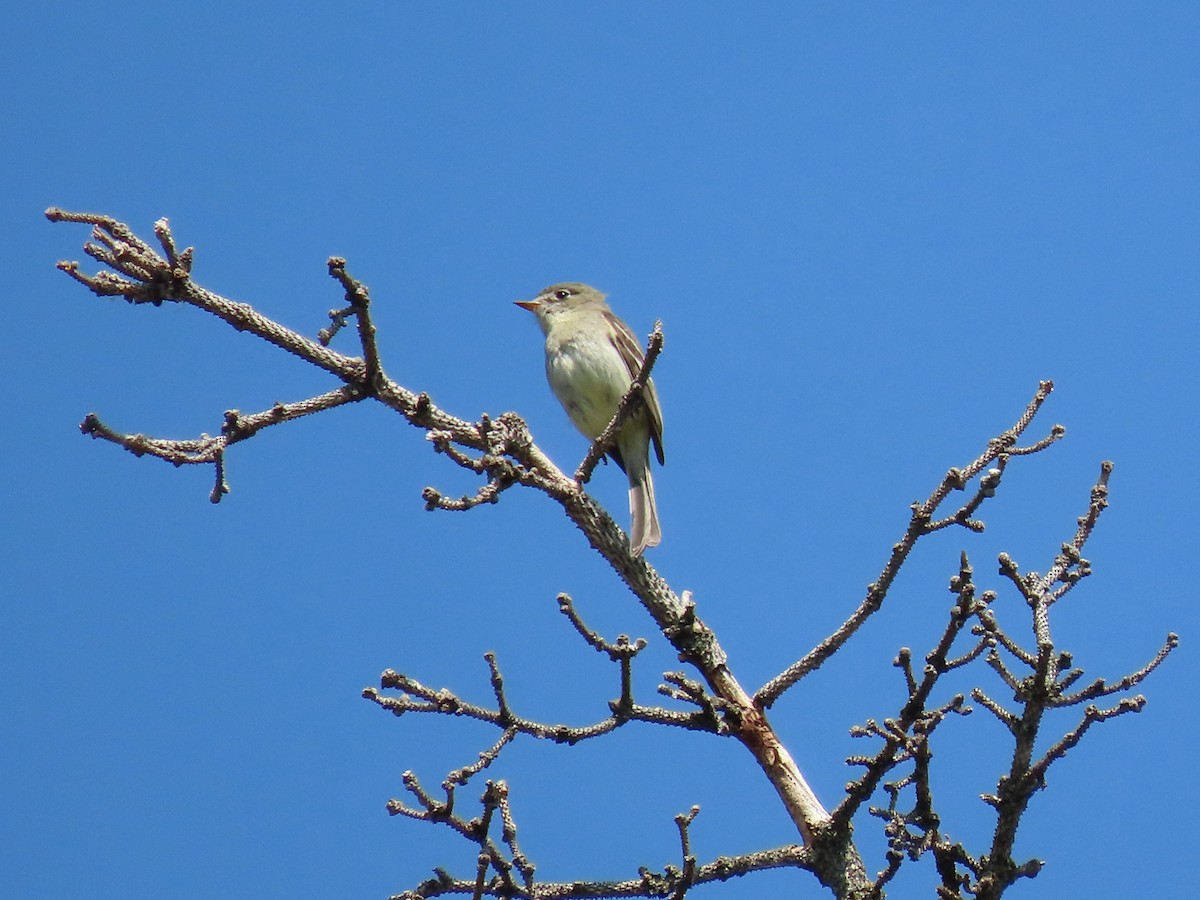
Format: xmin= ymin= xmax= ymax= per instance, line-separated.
xmin=515 ymin=283 xmax=664 ymax=555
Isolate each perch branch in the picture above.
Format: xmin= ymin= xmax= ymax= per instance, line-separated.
xmin=574 ymin=322 xmax=664 ymax=485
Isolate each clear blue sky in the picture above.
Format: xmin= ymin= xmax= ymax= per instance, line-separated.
xmin=3 ymin=4 xmax=1195 ymax=898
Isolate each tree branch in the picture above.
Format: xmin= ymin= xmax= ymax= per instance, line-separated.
xmin=966 ymin=462 xmax=1175 ymax=900
xmin=51 ymin=210 xmax=1178 ymax=900
xmin=392 ymin=843 xmax=814 ymax=899
xmin=52 ymin=210 xmax=840 ymax=869
xmin=756 ymin=382 xmax=1063 ymax=708
xmin=79 ymin=387 xmax=365 ymax=501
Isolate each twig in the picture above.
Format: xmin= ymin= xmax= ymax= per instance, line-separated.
xmin=327 ymin=256 xmax=383 ymax=390
xmin=574 ymin=323 xmax=664 ymax=485
xmin=446 ymin=728 xmax=518 ymax=788
xmin=1057 ymin=633 xmax=1179 ymax=706
xmin=78 ymin=387 xmax=364 ymax=502
xmin=757 ymin=381 xmax=1063 ymax=708
xmin=318 ymin=305 xmax=356 ymax=346
xmin=964 ymin=462 xmax=1173 ymax=900
xmin=670 ymin=806 xmax=701 ymax=900
xmin=835 ymin=553 xmax=982 ymax=837
xmin=364 ymin=659 xmax=723 ymax=745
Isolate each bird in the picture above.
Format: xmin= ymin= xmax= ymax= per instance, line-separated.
xmin=515 ymin=283 xmax=664 ymax=555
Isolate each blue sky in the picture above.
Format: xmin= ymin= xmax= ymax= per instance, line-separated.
xmin=3 ymin=4 xmax=1196 ymax=898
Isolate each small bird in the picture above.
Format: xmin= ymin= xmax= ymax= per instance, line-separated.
xmin=515 ymin=283 xmax=665 ymax=555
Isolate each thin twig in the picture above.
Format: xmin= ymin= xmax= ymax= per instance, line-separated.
xmin=757 ymin=382 xmax=1062 ymax=708
xmin=574 ymin=323 xmax=664 ymax=485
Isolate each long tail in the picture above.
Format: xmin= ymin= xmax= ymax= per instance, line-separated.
xmin=628 ymin=465 xmax=661 ymax=556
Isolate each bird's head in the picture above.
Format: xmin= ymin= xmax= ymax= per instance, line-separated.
xmin=514 ymin=282 xmax=607 ymax=317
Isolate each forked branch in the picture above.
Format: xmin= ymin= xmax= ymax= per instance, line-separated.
xmin=757 ymin=382 xmax=1064 ymax=708
xmin=50 ymin=209 xmax=838 ymax=870
xmin=51 ymin=210 xmax=1176 ymax=900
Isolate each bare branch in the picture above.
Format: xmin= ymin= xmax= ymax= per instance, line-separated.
xmin=1029 ymin=697 xmax=1146 ymax=788
xmin=446 ymin=729 xmax=519 ymax=789
xmin=390 ymin=843 xmax=814 ymax=899
xmin=557 ymin=593 xmax=649 ymax=662
xmin=965 ymin=462 xmax=1172 ymax=900
xmin=1057 ymin=632 xmax=1179 ymax=706
xmin=671 ymin=806 xmax=701 ymax=900
xmin=490 ymin=781 xmax=536 ymax=891
xmin=757 ymin=382 xmax=1063 ymax=708
xmin=53 ymin=211 xmax=1178 ymax=899
xmin=926 ymin=461 xmax=1006 ymax=533
xmin=52 ymin=212 xmax=842 ymax=862
xmin=326 ymin=255 xmax=384 ymax=390
xmin=1044 ymin=460 xmax=1113 ymax=608
xmin=364 ymin=645 xmax=725 ymax=747
xmin=833 ymin=554 xmax=982 ymax=831
xmin=317 ymin=304 xmax=356 ymax=346
xmin=77 ymin=387 xmax=365 ymax=502
xmin=558 ymin=593 xmax=649 ymax=713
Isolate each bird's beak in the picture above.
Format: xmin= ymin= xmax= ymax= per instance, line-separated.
xmin=513 ymin=299 xmax=540 ymax=312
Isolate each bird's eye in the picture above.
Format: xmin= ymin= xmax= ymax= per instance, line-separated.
xmin=555 ymin=289 xmax=570 ymax=300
